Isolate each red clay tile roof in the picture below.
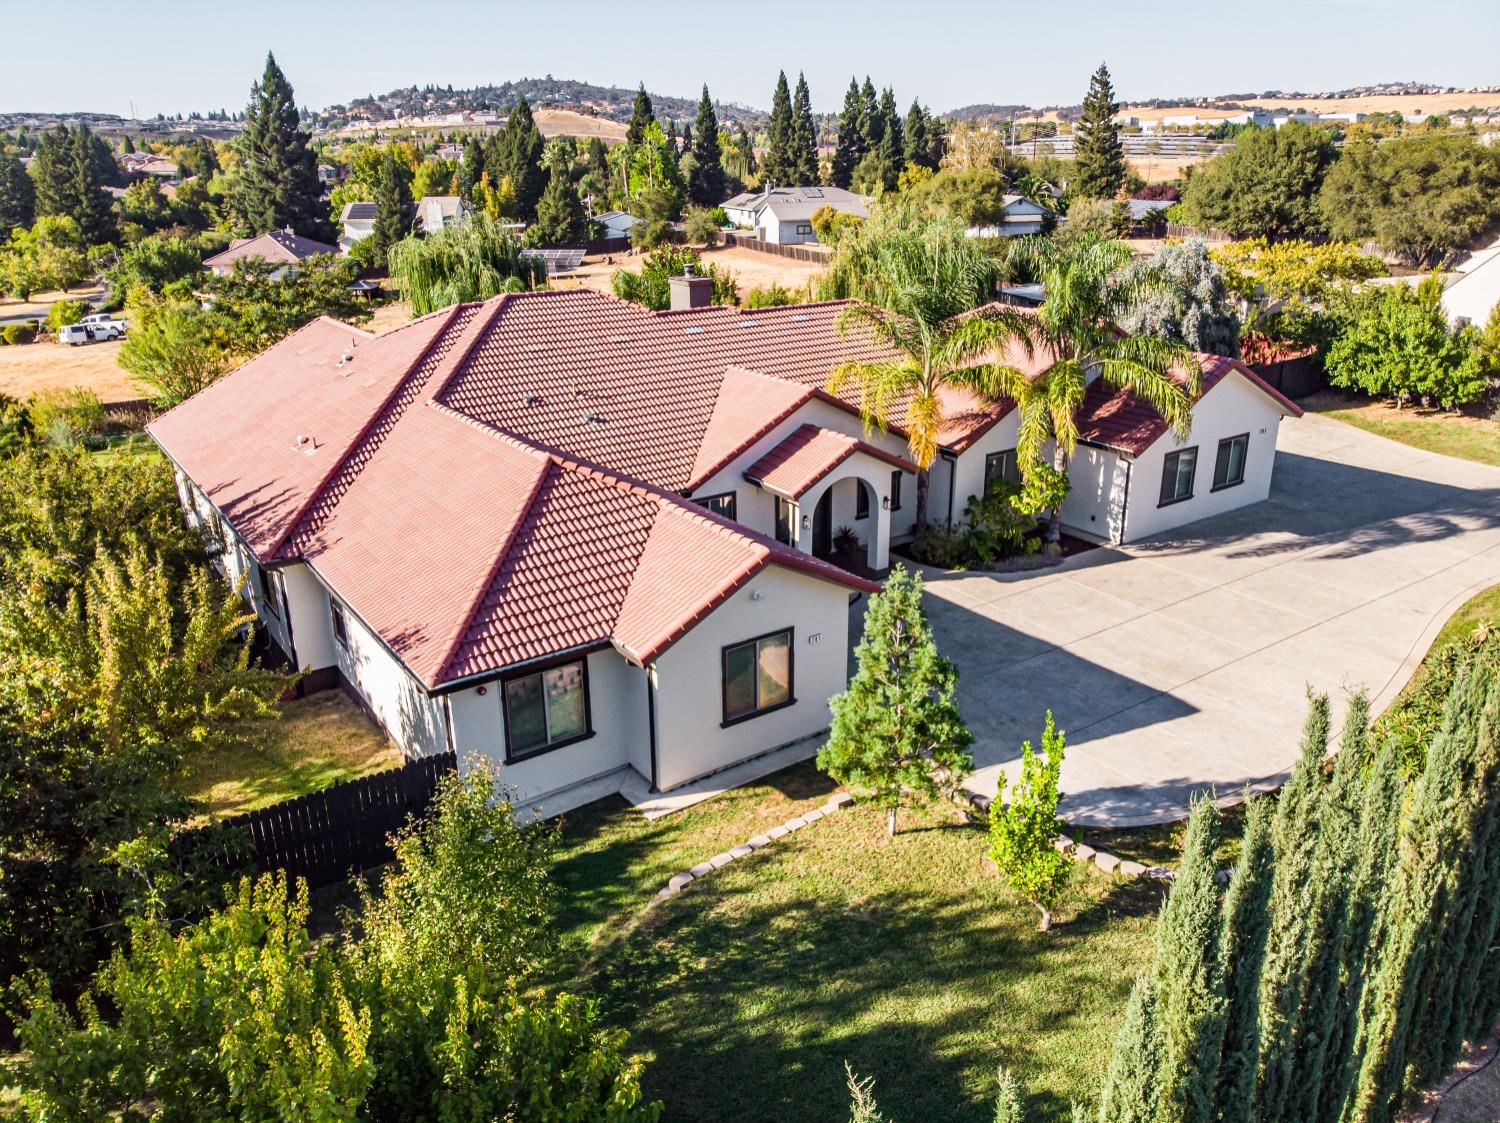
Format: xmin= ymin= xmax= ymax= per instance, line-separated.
xmin=150 ymin=295 xmax=883 ymax=689
xmin=203 ymin=229 xmax=339 ymax=269
xmin=744 ymin=423 xmax=917 ymax=498
xmin=1075 ymin=353 xmax=1304 ymax=457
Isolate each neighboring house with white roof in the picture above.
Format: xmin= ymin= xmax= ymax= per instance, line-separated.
xmin=415 ymin=195 xmax=466 ymax=234
xmin=721 ymin=186 xmax=868 ymax=245
xmin=1441 ymin=239 xmax=1500 ymax=328
xmin=339 ymin=202 xmax=377 ymax=252
xmin=148 ymin=288 xmax=1299 ymax=814
xmin=966 ymin=195 xmax=1053 ymax=239
xmin=202 ymin=228 xmax=340 ymax=278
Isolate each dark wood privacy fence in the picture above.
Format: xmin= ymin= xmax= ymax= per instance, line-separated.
xmin=189 ymin=751 xmax=457 ymax=888
xmin=722 ymin=233 xmax=831 ymax=263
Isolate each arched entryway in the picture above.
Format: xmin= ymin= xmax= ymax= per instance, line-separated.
xmin=810 ymin=477 xmax=883 ymax=577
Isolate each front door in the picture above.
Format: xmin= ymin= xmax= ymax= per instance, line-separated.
xmin=812 ymin=490 xmax=833 ymax=556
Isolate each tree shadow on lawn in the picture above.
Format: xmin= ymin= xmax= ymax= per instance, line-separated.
xmin=580 ymin=861 xmax=1161 ymax=1123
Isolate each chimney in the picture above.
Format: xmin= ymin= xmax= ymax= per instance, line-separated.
xmin=668 ymin=267 xmax=712 ymax=311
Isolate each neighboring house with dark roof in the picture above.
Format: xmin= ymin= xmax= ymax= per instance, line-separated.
xmin=593 ymin=210 xmax=642 ymax=240
xmin=203 ymin=228 xmax=339 ymax=278
xmin=339 ymin=202 xmax=377 ymax=252
xmin=147 ymin=288 xmax=1299 ymax=812
xmin=722 ymin=186 xmax=868 ymax=245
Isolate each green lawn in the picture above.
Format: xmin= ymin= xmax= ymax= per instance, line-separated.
xmin=1302 ymin=392 xmax=1500 ymax=468
xmin=552 ymin=765 xmax=1160 ymax=1123
xmin=182 ymin=690 xmax=403 ymax=819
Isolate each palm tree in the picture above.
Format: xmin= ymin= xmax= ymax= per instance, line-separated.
xmin=950 ymin=236 xmax=1199 ymax=549
xmin=827 ymin=212 xmax=1000 ymax=530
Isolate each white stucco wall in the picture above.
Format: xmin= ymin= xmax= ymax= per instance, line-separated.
xmin=1442 ymin=258 xmax=1500 ymax=328
xmin=448 ymin=648 xmax=649 ymax=803
xmin=1059 ymin=446 xmax=1130 ymax=543
xmin=943 ymin=412 xmax=1023 ymax=528
xmin=651 ymin=564 xmax=854 ymax=791
xmin=328 ymin=595 xmax=449 ymax=759
xmin=1122 ymin=372 xmax=1287 ymax=543
xmin=281 ymin=563 xmax=338 ymax=672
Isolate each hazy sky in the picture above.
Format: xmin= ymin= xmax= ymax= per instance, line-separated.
xmin=5 ymin=0 xmax=1497 ymax=118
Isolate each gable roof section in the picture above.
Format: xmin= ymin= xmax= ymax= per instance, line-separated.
xmin=744 ymin=423 xmax=917 ymax=498
xmin=1075 ymin=353 xmax=1303 ymax=457
xmin=688 ymin=366 xmax=817 ymax=489
xmin=340 ymin=202 xmax=377 ymax=223
xmin=204 ymin=228 xmax=340 ymax=268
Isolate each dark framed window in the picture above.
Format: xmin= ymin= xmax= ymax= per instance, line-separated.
xmin=1212 ymin=434 xmax=1249 ymax=491
xmin=855 ymin=484 xmax=869 ymax=520
xmin=502 ymin=658 xmax=591 ymax=760
xmin=258 ymin=566 xmax=280 ymax=618
xmin=722 ymin=629 xmax=795 ymax=725
xmin=984 ymin=449 xmax=1021 ymax=492
xmin=796 ymin=223 xmax=812 ymax=235
xmin=1159 ymin=447 xmax=1198 ymax=506
xmin=890 ymin=470 xmax=903 ymax=511
xmin=697 ymin=492 xmax=737 ymax=521
xmin=774 ymin=496 xmax=793 ymax=544
xmin=330 ymin=599 xmax=349 ymax=648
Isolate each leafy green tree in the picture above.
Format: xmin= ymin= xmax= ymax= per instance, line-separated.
xmin=688 ymin=85 xmax=726 ymax=206
xmin=232 ymin=52 xmax=332 ymax=241
xmin=0 ymin=149 xmax=35 ymax=235
xmin=105 ymin=232 xmax=204 ymax=296
xmin=626 ymin=83 xmax=655 ymax=148
xmin=198 ymin=254 xmax=368 ymax=352
xmin=1211 ymin=795 xmax=1275 ymax=1123
xmin=790 ymin=73 xmax=819 ymax=184
xmin=824 ymin=207 xmax=999 ymax=527
xmin=119 ymin=296 xmax=231 ymax=406
xmin=1072 ymin=64 xmax=1126 ymax=200
xmin=949 ymin=236 xmax=1196 ymax=547
xmin=763 ymin=71 xmax=794 ymax=186
xmin=819 ymin=565 xmax=973 ymax=836
xmin=610 ymin=243 xmax=738 ymax=309
xmin=1152 ymin=798 xmax=1227 ymax=1123
xmin=370 ymin=150 xmax=414 ymax=267
xmin=987 ymin=712 xmax=1070 ymax=930
xmin=1114 ymin=239 xmax=1241 ymax=357
xmin=1179 ymin=123 xmax=1337 ymax=239
xmin=1319 ymin=134 xmax=1500 ymax=266
xmin=831 ymin=78 xmax=867 ymax=189
xmin=387 ymin=211 xmax=545 ymax=315
xmin=0 ymin=214 xmax=89 ymax=298
xmin=681 ymin=204 xmax=721 ymax=245
xmin=1324 ymin=276 xmax=1486 ymax=408
xmin=526 ymin=167 xmax=587 ymax=247
xmin=1098 ymin=976 xmax=1164 ymax=1123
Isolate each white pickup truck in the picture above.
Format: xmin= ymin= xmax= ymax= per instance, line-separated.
xmin=57 ymin=313 xmax=128 ymax=345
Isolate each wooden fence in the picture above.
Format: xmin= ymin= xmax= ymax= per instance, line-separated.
xmin=187 ymin=751 xmax=457 ymax=888
xmin=723 ymin=233 xmax=832 ymax=263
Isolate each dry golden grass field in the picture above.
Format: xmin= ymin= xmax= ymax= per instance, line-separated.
xmin=1122 ymin=91 xmax=1500 ymax=122
xmin=0 ymin=339 xmax=144 ymax=402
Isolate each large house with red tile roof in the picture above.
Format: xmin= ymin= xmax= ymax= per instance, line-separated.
xmin=148 ymin=288 xmax=1298 ymax=811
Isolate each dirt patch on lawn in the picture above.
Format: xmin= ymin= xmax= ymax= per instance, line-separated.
xmin=0 ymin=339 xmax=144 ymax=403
xmin=555 ymin=243 xmax=828 ymax=303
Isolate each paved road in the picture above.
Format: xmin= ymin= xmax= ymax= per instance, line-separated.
xmin=917 ymin=413 xmax=1500 ymax=827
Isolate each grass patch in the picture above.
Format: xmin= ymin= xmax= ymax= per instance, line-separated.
xmin=1075 ymin=802 xmax=1248 ymax=872
xmin=552 ymin=765 xmax=1159 ymax=1123
xmin=1302 ymin=392 xmax=1500 ymax=468
xmin=182 ymin=690 xmax=403 ymax=819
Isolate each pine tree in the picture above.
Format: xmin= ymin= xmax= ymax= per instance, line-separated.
xmin=500 ymin=96 xmax=547 ymax=223
xmin=790 ymin=73 xmax=818 ymax=184
xmin=860 ymin=77 xmax=882 ymax=152
xmin=1152 ymin=798 xmax=1227 ymax=1123
xmin=817 ymin=565 xmax=973 ymax=836
xmin=458 ymin=140 xmax=483 ymax=199
xmin=1073 ymin=63 xmax=1127 ymax=201
xmin=370 ymin=151 xmax=413 ymax=267
xmin=626 ymin=83 xmax=655 ymax=147
xmin=688 ymin=85 xmax=725 ymax=207
xmin=526 ymin=167 xmax=586 ymax=247
xmin=1098 ymin=975 xmax=1163 ymax=1123
xmin=904 ymin=101 xmax=932 ymax=171
xmin=68 ymin=124 xmax=116 ymax=245
xmin=877 ymin=88 xmax=904 ymax=170
xmin=0 ymin=150 xmax=36 ymax=236
xmin=763 ymin=71 xmax=793 ymax=187
xmin=830 ymin=78 xmax=866 ymax=189
xmin=735 ymin=122 xmax=757 ymax=180
xmin=32 ymin=125 xmax=77 ymax=222
xmin=232 ymin=52 xmax=331 ymax=240
xmin=1212 ymin=795 xmax=1275 ymax=1123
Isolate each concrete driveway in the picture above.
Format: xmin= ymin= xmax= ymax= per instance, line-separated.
xmin=917 ymin=413 xmax=1500 ymax=827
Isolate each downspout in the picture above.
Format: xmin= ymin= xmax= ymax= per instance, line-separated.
xmin=645 ymin=669 xmax=659 ymax=793
xmin=942 ymin=451 xmax=957 ymax=528
xmin=1118 ymin=458 xmax=1132 ymax=545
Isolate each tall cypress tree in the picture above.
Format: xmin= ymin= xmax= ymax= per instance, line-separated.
xmin=1254 ymin=692 xmax=1332 ymax=1123
xmin=735 ymin=121 xmax=757 ymax=180
xmin=0 ymin=150 xmax=37 ymax=235
xmin=830 ymin=78 xmax=866 ymax=189
xmin=458 ymin=139 xmax=483 ymax=200
xmin=1073 ymin=62 xmax=1127 ymax=200
xmin=763 ymin=71 xmax=793 ymax=186
xmin=1151 ymin=798 xmax=1227 ymax=1123
xmin=904 ymin=101 xmax=932 ymax=171
xmin=626 ymin=83 xmax=655 ymax=147
xmin=877 ymin=88 xmax=903 ymax=169
xmin=500 ymin=96 xmax=547 ymax=223
xmin=1098 ymin=975 xmax=1164 ymax=1123
xmin=789 ymin=73 xmax=818 ymax=184
xmin=68 ymin=124 xmax=116 ymax=245
xmin=370 ymin=151 xmax=413 ymax=267
xmin=1212 ymin=795 xmax=1275 ymax=1123
xmin=688 ymin=85 xmax=725 ymax=206
xmin=233 ymin=52 xmax=331 ymax=240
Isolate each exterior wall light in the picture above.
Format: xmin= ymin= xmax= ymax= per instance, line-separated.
xmin=801 ymin=515 xmax=811 ymax=530
xmin=882 ymin=496 xmax=891 ymax=510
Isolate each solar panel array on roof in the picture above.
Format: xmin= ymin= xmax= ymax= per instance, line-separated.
xmin=520 ymin=247 xmax=585 ymax=273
